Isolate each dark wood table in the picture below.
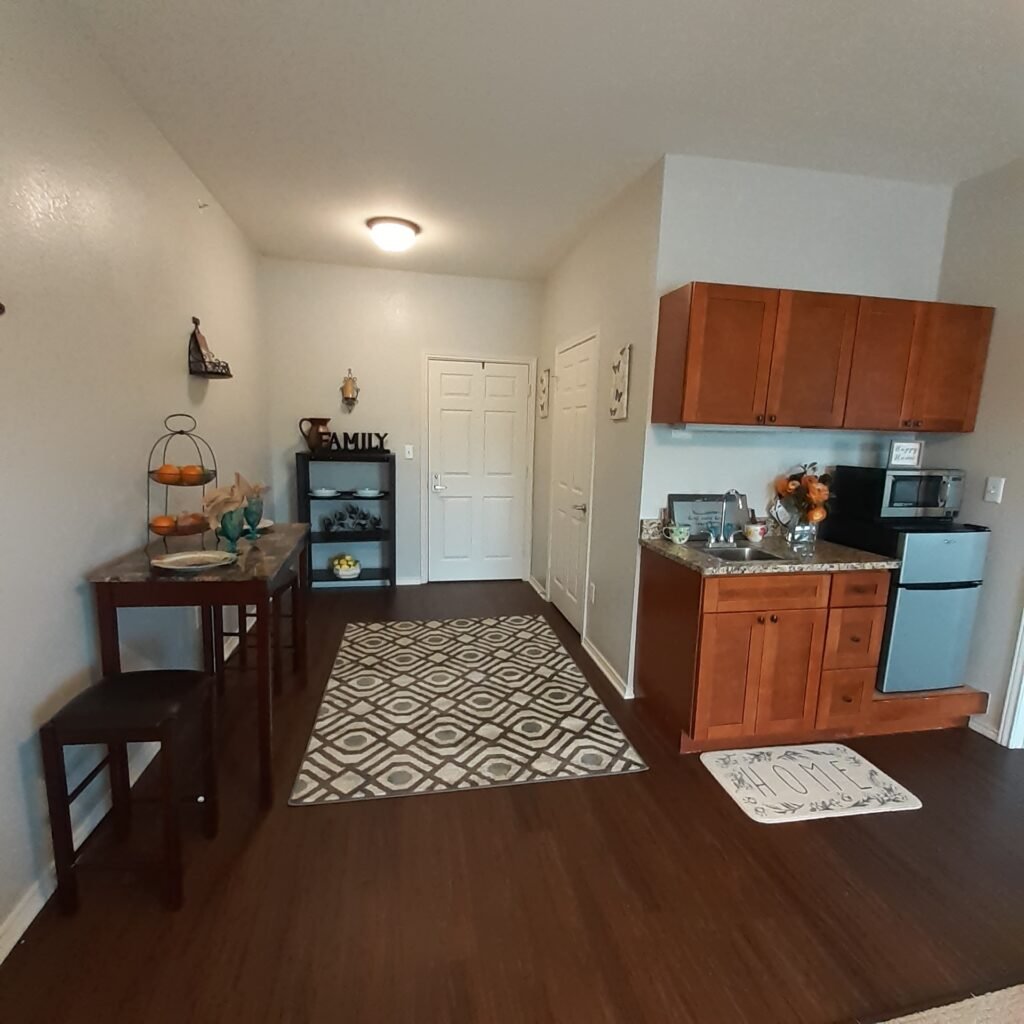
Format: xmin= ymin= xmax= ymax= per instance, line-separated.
xmin=88 ymin=523 xmax=309 ymax=807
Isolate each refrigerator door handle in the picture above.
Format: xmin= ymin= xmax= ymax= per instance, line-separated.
xmin=899 ymin=581 xmax=983 ymax=591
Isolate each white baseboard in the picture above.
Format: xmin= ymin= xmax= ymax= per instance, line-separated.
xmin=0 ymin=744 xmax=157 ymax=966
xmin=582 ymin=636 xmax=627 ymax=697
xmin=528 ymin=576 xmax=548 ymax=600
xmin=969 ymin=717 xmax=1001 ymax=743
xmin=396 ymin=576 xmax=423 ymax=586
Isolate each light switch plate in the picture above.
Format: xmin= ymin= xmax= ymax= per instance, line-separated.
xmin=984 ymin=476 xmax=1005 ymax=503
xmin=404 ymin=444 xmax=414 ymax=460
xmin=588 ymin=581 xmax=596 ymax=604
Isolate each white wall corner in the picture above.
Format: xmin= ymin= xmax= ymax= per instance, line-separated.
xmin=969 ymin=717 xmax=1002 ymax=744
xmin=582 ymin=635 xmax=628 ymax=697
xmin=0 ymin=744 xmax=157 ymax=966
xmin=396 ymin=576 xmax=424 ymax=586
xmin=528 ymin=576 xmax=549 ymax=600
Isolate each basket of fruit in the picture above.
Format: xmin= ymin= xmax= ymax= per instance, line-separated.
xmin=330 ymin=554 xmax=361 ymax=579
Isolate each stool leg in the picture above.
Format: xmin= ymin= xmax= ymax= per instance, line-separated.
xmin=108 ymin=741 xmax=132 ymax=842
xmin=159 ymin=721 xmax=183 ymax=910
xmin=272 ymin=596 xmax=283 ymax=697
xmin=40 ymin=723 xmax=78 ymax=914
xmin=201 ymin=682 xmax=219 ymax=839
xmin=236 ymin=604 xmax=248 ymax=670
xmin=212 ymin=607 xmax=226 ymax=696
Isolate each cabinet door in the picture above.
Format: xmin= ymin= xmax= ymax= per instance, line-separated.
xmin=754 ymin=609 xmax=827 ymax=735
xmin=693 ymin=612 xmax=764 ymax=741
xmin=902 ymin=303 xmax=993 ymax=432
xmin=765 ymin=291 xmax=859 ymax=427
xmin=844 ymin=298 xmax=920 ymax=430
xmin=681 ymin=284 xmax=778 ymax=425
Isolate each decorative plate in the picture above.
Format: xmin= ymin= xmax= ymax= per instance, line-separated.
xmin=150 ymin=551 xmax=237 ymax=573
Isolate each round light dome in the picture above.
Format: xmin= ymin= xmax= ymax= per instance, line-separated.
xmin=366 ymin=217 xmax=421 ymax=252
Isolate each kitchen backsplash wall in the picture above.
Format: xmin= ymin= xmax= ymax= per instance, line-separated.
xmin=639 ymin=426 xmax=899 ymax=521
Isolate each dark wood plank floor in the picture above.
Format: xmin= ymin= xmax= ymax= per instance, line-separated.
xmin=2 ymin=582 xmax=1023 ymax=1024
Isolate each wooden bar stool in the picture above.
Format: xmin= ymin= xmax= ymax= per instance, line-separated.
xmin=40 ymin=670 xmax=218 ymax=913
xmin=221 ymin=571 xmax=302 ymax=695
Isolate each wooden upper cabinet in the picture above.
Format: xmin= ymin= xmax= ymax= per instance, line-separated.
xmin=901 ymin=303 xmax=993 ymax=432
xmin=754 ymin=609 xmax=827 ymax=735
xmin=651 ymin=283 xmax=778 ymax=425
xmin=766 ymin=291 xmax=859 ymax=427
xmin=651 ymin=281 xmax=993 ymax=433
xmin=843 ymin=298 xmax=920 ymax=430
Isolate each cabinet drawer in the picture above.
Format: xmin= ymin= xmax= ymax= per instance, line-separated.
xmin=830 ymin=571 xmax=891 ymax=607
xmin=703 ymin=573 xmax=830 ymax=613
xmin=824 ymin=606 xmax=886 ymax=670
xmin=816 ymin=669 xmax=876 ymax=728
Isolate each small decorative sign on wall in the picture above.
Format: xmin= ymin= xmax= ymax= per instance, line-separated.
xmin=610 ymin=344 xmax=631 ymax=420
xmin=537 ymin=369 xmax=550 ymax=418
xmin=325 ymin=431 xmax=389 ymax=454
xmin=888 ymin=439 xmax=924 ymax=469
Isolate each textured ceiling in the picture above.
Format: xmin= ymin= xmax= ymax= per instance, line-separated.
xmin=69 ymin=0 xmax=1023 ymax=279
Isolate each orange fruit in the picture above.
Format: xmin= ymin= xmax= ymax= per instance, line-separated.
xmin=150 ymin=514 xmax=177 ymax=535
xmin=180 ymin=464 xmax=205 ymax=484
xmin=806 ymin=505 xmax=827 ymax=524
xmin=154 ymin=463 xmax=181 ymax=484
xmin=800 ymin=473 xmax=818 ymax=490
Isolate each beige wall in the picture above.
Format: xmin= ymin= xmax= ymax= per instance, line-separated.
xmin=926 ymin=159 xmax=1024 ymax=735
xmin=531 ymin=164 xmax=665 ymax=685
xmin=0 ymin=0 xmax=267 ymax=950
xmin=259 ymin=259 xmax=541 ymax=581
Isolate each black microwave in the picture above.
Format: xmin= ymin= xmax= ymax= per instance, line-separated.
xmin=831 ymin=465 xmax=964 ymax=521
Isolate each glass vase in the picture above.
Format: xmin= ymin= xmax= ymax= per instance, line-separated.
xmin=786 ymin=520 xmax=818 ymax=553
xmin=243 ymin=496 xmax=264 ymax=541
xmin=217 ymin=508 xmax=246 ymax=553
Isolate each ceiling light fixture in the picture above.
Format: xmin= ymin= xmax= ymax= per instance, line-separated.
xmin=366 ymin=216 xmax=421 ymax=252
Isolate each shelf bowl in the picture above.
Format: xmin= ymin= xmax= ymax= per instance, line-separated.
xmin=332 ymin=564 xmax=361 ymax=580
xmin=149 ymin=517 xmax=210 ymax=537
xmin=149 ymin=467 xmax=216 ymax=487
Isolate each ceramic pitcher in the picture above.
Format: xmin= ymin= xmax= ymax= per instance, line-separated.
xmin=299 ymin=417 xmax=331 ymax=452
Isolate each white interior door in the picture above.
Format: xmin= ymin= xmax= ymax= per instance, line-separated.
xmin=428 ymin=359 xmax=529 ymax=581
xmin=549 ymin=337 xmax=597 ymax=632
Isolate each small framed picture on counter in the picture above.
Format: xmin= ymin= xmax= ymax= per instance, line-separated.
xmin=888 ymin=439 xmax=924 ymax=469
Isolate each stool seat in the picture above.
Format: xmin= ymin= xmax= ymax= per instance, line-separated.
xmin=51 ymin=671 xmax=209 ymax=738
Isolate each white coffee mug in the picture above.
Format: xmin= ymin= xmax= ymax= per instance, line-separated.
xmin=743 ymin=522 xmax=768 ymax=543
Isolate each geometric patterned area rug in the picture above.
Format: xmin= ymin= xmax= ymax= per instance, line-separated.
xmin=882 ymin=985 xmax=1024 ymax=1023
xmin=700 ymin=743 xmax=921 ymax=824
xmin=289 ymin=614 xmax=646 ymax=805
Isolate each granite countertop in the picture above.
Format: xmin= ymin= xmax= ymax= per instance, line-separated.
xmin=639 ymin=535 xmax=900 ymax=577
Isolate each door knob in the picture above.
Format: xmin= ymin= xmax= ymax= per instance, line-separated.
xmin=431 ymin=473 xmax=447 ymax=492
xmin=572 ymin=503 xmax=588 ymax=514
xmin=850 ymin=635 xmax=862 ymax=643
xmin=755 ymin=414 xmax=764 ymax=423
xmin=757 ymin=616 xmax=766 ymax=624
xmin=770 ymin=614 xmax=779 ymax=623
xmin=768 ymin=414 xmax=777 ymax=423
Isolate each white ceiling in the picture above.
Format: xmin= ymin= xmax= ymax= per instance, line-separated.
xmin=70 ymin=0 xmax=1022 ymax=280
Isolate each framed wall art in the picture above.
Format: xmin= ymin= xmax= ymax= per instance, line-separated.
xmin=610 ymin=344 xmax=631 ymax=420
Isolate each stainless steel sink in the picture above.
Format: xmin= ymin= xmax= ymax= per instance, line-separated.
xmin=705 ymin=547 xmax=782 ymax=562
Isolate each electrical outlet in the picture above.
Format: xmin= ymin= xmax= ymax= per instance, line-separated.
xmin=588 ymin=581 xmax=596 ymax=604
xmin=404 ymin=444 xmax=414 ymax=460
xmin=984 ymin=476 xmax=1005 ymax=503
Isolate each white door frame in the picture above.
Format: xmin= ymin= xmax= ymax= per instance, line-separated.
xmin=546 ymin=331 xmax=599 ymax=636
xmin=998 ymin=609 xmax=1024 ymax=748
xmin=420 ymin=353 xmax=537 ymax=584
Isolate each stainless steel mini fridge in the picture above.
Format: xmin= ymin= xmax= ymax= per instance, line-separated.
xmin=879 ymin=527 xmax=990 ymax=693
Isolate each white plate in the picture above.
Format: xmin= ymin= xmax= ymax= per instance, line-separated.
xmin=354 ymin=488 xmax=383 ymax=497
xmin=310 ymin=488 xmax=341 ymax=498
xmin=151 ymin=551 xmax=237 ymax=573
xmin=257 ymin=518 xmax=274 ymax=532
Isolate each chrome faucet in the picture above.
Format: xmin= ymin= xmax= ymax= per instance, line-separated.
xmin=708 ymin=489 xmax=747 ymax=547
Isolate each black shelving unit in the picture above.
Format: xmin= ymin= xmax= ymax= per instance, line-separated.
xmin=296 ymin=450 xmax=396 ymax=589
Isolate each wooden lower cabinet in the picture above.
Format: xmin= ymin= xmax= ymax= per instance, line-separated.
xmin=755 ymin=609 xmax=827 ymax=735
xmin=635 ymin=550 xmax=988 ymax=753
